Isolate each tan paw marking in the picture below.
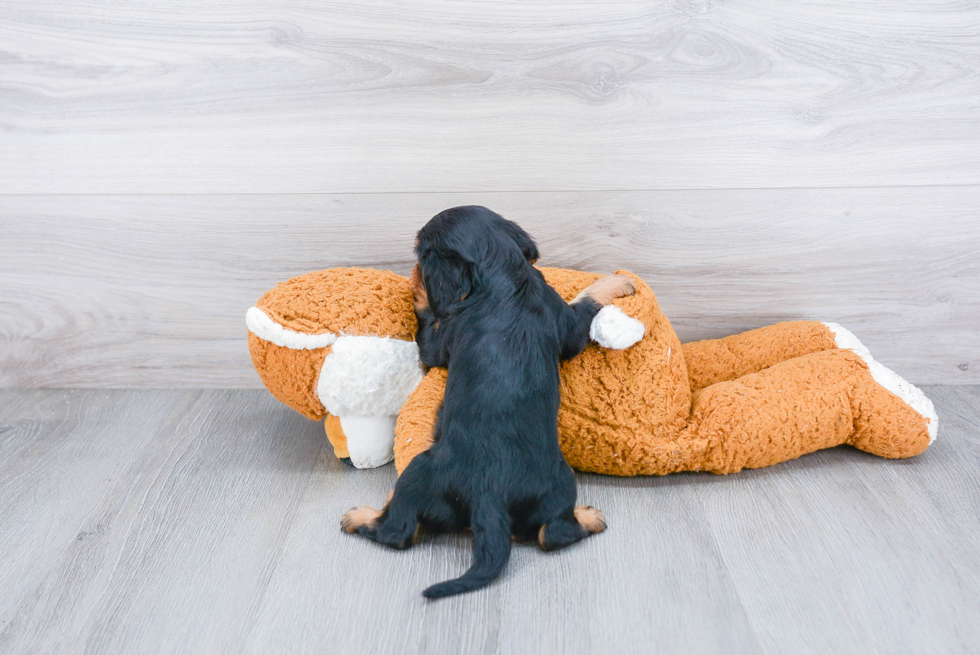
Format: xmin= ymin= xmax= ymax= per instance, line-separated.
xmin=573 ymin=274 xmax=636 ymax=306
xmin=410 ymin=264 xmax=429 ymax=310
xmin=341 ymin=505 xmax=383 ymax=533
xmin=575 ymin=506 xmax=607 ymax=533
xmin=537 ymin=524 xmax=548 ymax=549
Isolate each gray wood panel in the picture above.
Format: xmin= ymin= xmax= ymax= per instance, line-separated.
xmin=2 ymin=188 xmax=977 ymax=387
xmin=0 ymin=387 xmax=977 ymax=654
xmin=1 ymin=0 xmax=978 ymax=193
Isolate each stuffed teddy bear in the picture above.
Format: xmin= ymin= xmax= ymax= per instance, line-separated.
xmin=247 ymin=267 xmax=937 ymax=474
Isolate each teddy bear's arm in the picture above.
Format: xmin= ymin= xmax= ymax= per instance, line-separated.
xmin=394 ymin=367 xmax=446 ymax=474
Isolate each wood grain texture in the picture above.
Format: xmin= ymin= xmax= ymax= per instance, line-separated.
xmin=1 ymin=0 xmax=979 ymax=193
xmin=0 ymin=390 xmax=199 ymax=624
xmin=695 ymin=385 xmax=980 ymax=653
xmin=2 ymin=188 xmax=977 ymax=387
xmin=0 ymin=387 xmax=977 ymax=654
xmin=241 ymin=455 xmax=760 ymax=655
xmin=0 ymin=390 xmax=323 ymax=654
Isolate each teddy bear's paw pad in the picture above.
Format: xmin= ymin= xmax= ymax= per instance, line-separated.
xmin=866 ymin=359 xmax=939 ymax=443
xmin=823 ymin=322 xmax=938 ymax=443
xmin=590 ymin=305 xmax=645 ymax=349
xmin=574 ymin=506 xmax=607 ymax=534
xmin=822 ymin=322 xmax=873 ymax=361
xmin=341 ymin=506 xmax=383 ymax=533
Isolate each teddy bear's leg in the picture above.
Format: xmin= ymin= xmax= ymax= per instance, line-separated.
xmin=682 ymin=320 xmax=933 ymax=402
xmin=683 ymin=321 xmax=847 ymax=393
xmin=684 ymin=348 xmax=936 ymax=474
xmin=825 ymin=325 xmax=939 ymax=458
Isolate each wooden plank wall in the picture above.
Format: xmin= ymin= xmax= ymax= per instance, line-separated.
xmin=1 ymin=0 xmax=978 ymax=387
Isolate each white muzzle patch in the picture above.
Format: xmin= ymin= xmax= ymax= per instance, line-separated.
xmin=316 ymin=335 xmax=424 ymax=417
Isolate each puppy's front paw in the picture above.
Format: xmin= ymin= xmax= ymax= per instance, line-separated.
xmin=341 ymin=505 xmax=383 ymax=533
xmin=603 ymin=275 xmax=636 ymax=301
xmin=575 ymin=274 xmax=636 ymax=305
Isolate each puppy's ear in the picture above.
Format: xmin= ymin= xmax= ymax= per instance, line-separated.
xmin=500 ymin=219 xmax=539 ymax=263
xmin=420 ymin=249 xmax=474 ymax=316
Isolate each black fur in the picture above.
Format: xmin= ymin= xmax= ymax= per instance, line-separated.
xmin=347 ymin=206 xmax=608 ymax=598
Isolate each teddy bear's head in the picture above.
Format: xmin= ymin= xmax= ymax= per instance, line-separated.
xmin=246 ymin=268 xmax=424 ymax=468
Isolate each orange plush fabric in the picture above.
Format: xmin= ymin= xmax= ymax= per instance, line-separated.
xmin=683 ymin=348 xmax=930 ymax=473
xmin=256 ymin=268 xmax=417 ymax=340
xmin=393 ymin=367 xmax=447 ymax=469
xmin=248 ymin=335 xmax=331 ymax=420
xmin=682 ymin=322 xmax=838 ymax=394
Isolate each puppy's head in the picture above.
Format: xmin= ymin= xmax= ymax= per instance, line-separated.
xmin=415 ymin=206 xmax=538 ymax=316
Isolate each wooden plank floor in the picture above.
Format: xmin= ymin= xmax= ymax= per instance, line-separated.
xmin=0 ymin=387 xmax=976 ymax=654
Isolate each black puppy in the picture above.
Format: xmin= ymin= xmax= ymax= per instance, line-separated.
xmin=342 ymin=206 xmax=634 ymax=598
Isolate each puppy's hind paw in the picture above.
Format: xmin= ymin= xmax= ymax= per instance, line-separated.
xmin=341 ymin=505 xmax=383 ymax=534
xmin=574 ymin=505 xmax=607 ymax=534
xmin=538 ymin=506 xmax=607 ymax=551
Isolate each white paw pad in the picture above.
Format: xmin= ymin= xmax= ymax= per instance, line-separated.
xmin=590 ymin=306 xmax=645 ymax=350
xmin=823 ymin=322 xmax=939 ymax=443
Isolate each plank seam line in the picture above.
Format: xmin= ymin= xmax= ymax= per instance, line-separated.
xmin=1 ymin=183 xmax=980 ymax=198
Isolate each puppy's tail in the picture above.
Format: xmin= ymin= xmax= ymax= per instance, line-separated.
xmin=423 ymin=502 xmax=511 ymax=599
